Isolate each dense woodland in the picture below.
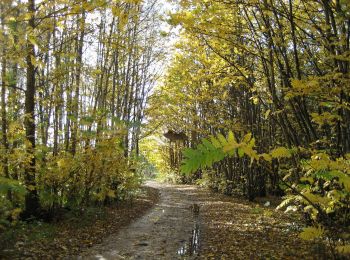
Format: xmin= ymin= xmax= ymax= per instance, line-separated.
xmin=0 ymin=0 xmax=161 ymax=220
xmin=145 ymin=0 xmax=350 ymax=255
xmin=0 ymin=0 xmax=349 ymax=257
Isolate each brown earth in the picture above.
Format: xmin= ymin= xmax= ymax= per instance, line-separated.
xmin=0 ymin=185 xmax=159 ymax=259
xmin=81 ymin=181 xmax=328 ymax=259
xmin=2 ymin=181 xmax=329 ymax=259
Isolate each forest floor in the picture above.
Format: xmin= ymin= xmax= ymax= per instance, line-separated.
xmin=80 ymin=181 xmax=328 ymax=259
xmin=0 ymin=181 xmax=329 ymax=259
xmin=0 ymin=186 xmax=160 ymax=259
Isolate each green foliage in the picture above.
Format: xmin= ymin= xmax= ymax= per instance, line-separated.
xmin=181 ymin=131 xmax=238 ymax=175
xmin=181 ymin=130 xmax=291 ymax=175
xmin=0 ymin=177 xmax=26 ymax=196
xmin=181 ymin=136 xmax=226 ymax=175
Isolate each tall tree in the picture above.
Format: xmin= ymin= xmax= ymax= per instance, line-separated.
xmin=23 ymin=0 xmax=40 ymax=218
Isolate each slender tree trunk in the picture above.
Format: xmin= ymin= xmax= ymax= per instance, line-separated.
xmin=1 ymin=13 xmax=10 ymax=200
xmin=23 ymin=0 xmax=40 ymax=219
xmin=71 ymin=5 xmax=86 ymax=155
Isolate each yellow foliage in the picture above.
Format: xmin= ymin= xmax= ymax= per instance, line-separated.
xmin=270 ymin=147 xmax=292 ymax=159
xmin=286 ymin=78 xmax=320 ymax=99
xmin=11 ymin=208 xmax=22 ymax=221
xmin=260 ymin=153 xmax=272 ymax=162
xmin=299 ymin=226 xmax=324 ymax=240
xmin=336 ymin=244 xmax=350 ymax=254
xmin=311 ymin=112 xmax=341 ymax=127
xmin=302 ymin=191 xmax=331 ymax=207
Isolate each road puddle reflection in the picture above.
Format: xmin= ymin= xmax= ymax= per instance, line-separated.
xmin=177 ymin=223 xmax=200 ymax=256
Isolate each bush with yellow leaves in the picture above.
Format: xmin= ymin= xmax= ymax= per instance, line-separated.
xmin=37 ymin=137 xmax=141 ymax=212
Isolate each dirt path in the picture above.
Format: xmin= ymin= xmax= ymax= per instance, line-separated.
xmin=80 ymin=181 xmax=327 ymax=260
xmin=80 ymin=181 xmax=201 ymax=259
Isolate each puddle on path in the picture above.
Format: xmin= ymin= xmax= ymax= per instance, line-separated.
xmin=177 ymin=223 xmax=200 ymax=257
xmin=177 ymin=203 xmax=201 ymax=257
xmin=81 ymin=182 xmax=204 ymax=259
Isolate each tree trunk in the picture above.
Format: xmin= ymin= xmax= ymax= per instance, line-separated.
xmin=71 ymin=5 xmax=86 ymax=155
xmin=1 ymin=14 xmax=10 ymax=199
xmin=22 ymin=0 xmax=40 ymax=219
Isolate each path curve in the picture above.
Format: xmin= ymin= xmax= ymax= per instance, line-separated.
xmin=80 ymin=181 xmax=201 ymax=259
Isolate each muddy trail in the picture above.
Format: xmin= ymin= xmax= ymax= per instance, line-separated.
xmin=80 ymin=181 xmax=201 ymax=259
xmin=80 ymin=181 xmax=327 ymax=259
